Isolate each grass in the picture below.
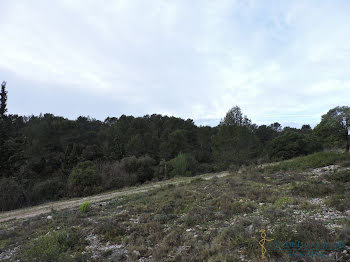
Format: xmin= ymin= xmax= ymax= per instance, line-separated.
xmin=260 ymin=151 xmax=350 ymax=173
xmin=19 ymin=227 xmax=88 ymax=262
xmin=1 ymin=152 xmax=350 ymax=261
xmin=79 ymin=201 xmax=91 ymax=213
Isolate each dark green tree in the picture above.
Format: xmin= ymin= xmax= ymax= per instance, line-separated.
xmin=220 ymin=106 xmax=251 ymax=127
xmin=301 ymin=124 xmax=312 ymax=134
xmin=314 ymin=106 xmax=350 ymax=152
xmin=0 ymin=81 xmax=7 ymax=118
xmin=0 ymin=81 xmax=10 ymax=176
xmin=68 ymin=161 xmax=101 ymax=196
xmin=254 ymin=124 xmax=279 ymax=146
xmin=212 ymin=125 xmax=261 ymax=169
xmin=169 ymin=153 xmax=192 ymax=177
xmin=268 ymin=131 xmax=322 ymax=160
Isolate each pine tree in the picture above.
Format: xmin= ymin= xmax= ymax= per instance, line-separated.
xmin=0 ymin=81 xmax=8 ymax=118
xmin=0 ymin=82 xmax=8 ymax=176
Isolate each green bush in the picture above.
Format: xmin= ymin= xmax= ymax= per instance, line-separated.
xmin=170 ymin=153 xmax=192 ymax=177
xmin=274 ymin=196 xmax=293 ymax=208
xmin=295 ymin=219 xmax=333 ymax=242
xmin=30 ymin=177 xmax=65 ymax=204
xmin=121 ymin=155 xmax=156 ymax=183
xmin=325 ymin=193 xmax=350 ymax=211
xmin=328 ymin=169 xmax=350 ymax=183
xmin=262 ymin=152 xmax=350 ymax=173
xmin=68 ymin=161 xmax=101 ymax=196
xmin=268 ymin=131 xmax=322 ymax=161
xmin=154 ymin=159 xmax=170 ymax=180
xmin=19 ymin=228 xmax=88 ymax=261
xmin=99 ymin=161 xmax=138 ymax=190
xmin=79 ymin=201 xmax=91 ymax=213
xmin=94 ymin=217 xmax=127 ymax=242
xmin=0 ymin=177 xmax=27 ymax=211
xmin=292 ymin=181 xmax=335 ymax=197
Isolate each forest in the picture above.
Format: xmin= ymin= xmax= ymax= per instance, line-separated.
xmin=0 ymin=81 xmax=349 ymax=211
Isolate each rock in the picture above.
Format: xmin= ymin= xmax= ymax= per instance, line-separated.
xmin=247 ymin=224 xmax=254 ymax=234
xmin=186 ymin=228 xmax=193 ymax=232
xmin=47 ymin=215 xmax=53 ymax=220
xmin=109 ymin=250 xmax=127 ymax=261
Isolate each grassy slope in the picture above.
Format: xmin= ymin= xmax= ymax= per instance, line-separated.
xmin=1 ymin=152 xmax=350 ymax=261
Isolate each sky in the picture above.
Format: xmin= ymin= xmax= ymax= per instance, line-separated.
xmin=1 ymin=0 xmax=349 ymax=127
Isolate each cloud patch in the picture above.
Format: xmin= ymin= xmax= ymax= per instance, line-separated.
xmin=0 ymin=0 xmax=349 ymax=127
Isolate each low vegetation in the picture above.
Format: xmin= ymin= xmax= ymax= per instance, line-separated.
xmin=259 ymin=151 xmax=350 ymax=173
xmin=1 ymin=152 xmax=350 ymax=261
xmin=79 ymin=201 xmax=92 ymax=214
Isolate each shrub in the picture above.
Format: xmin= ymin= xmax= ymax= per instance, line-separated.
xmin=19 ymin=228 xmax=88 ymax=261
xmin=154 ymin=159 xmax=170 ymax=180
xmin=121 ymin=155 xmax=156 ymax=183
xmin=268 ymin=131 xmax=322 ymax=161
xmin=68 ymin=161 xmax=101 ymax=196
xmin=262 ymin=205 xmax=286 ymax=220
xmin=169 ymin=153 xmax=192 ymax=177
xmin=99 ymin=161 xmax=137 ymax=190
xmin=95 ymin=217 xmax=127 ymax=242
xmin=184 ymin=206 xmax=216 ymax=226
xmin=337 ymin=223 xmax=350 ymax=245
xmin=29 ymin=177 xmax=65 ymax=204
xmin=0 ymin=177 xmax=27 ymax=211
xmin=295 ymin=219 xmax=333 ymax=242
xmin=218 ymin=195 xmax=256 ymax=216
xmin=292 ymin=181 xmax=335 ymax=197
xmin=325 ymin=193 xmax=350 ymax=211
xmin=79 ymin=201 xmax=91 ymax=213
xmin=262 ymin=152 xmax=350 ymax=173
xmin=274 ymin=196 xmax=293 ymax=208
xmin=328 ymin=169 xmax=350 ymax=183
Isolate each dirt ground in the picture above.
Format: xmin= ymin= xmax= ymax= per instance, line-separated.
xmin=0 ymin=171 xmax=230 ymax=223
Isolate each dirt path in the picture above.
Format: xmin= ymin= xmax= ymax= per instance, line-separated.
xmin=0 ymin=171 xmax=230 ymax=223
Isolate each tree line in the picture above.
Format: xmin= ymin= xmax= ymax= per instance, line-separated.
xmin=0 ymin=82 xmax=349 ymax=210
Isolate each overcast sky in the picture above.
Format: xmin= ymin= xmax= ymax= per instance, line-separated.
xmin=1 ymin=1 xmax=349 ymax=127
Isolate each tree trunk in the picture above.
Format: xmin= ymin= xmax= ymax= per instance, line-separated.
xmin=346 ymin=133 xmax=349 ymax=152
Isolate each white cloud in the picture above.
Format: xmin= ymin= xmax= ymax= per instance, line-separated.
xmin=0 ymin=0 xmax=349 ymax=126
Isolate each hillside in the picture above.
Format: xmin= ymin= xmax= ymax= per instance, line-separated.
xmin=1 ymin=152 xmax=350 ymax=261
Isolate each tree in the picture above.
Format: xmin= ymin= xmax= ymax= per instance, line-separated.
xmin=269 ymin=122 xmax=282 ymax=132
xmin=169 ymin=153 xmax=192 ymax=177
xmin=268 ymin=131 xmax=322 ymax=160
xmin=314 ymin=106 xmax=350 ymax=152
xmin=0 ymin=177 xmax=27 ymax=211
xmin=68 ymin=161 xmax=101 ymax=196
xmin=254 ymin=124 xmax=279 ymax=146
xmin=121 ymin=155 xmax=156 ymax=183
xmin=212 ymin=125 xmax=261 ymax=169
xmin=301 ymin=124 xmax=312 ymax=134
xmin=220 ymin=106 xmax=251 ymax=127
xmin=0 ymin=81 xmax=10 ymax=176
xmin=0 ymin=81 xmax=7 ymax=118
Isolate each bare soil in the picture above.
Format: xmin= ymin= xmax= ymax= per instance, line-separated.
xmin=0 ymin=171 xmax=229 ymax=223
